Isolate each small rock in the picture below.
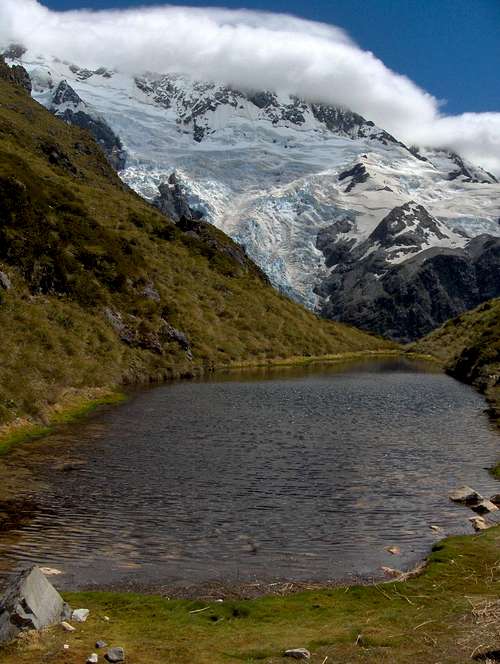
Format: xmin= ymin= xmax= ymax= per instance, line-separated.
xmin=283 ymin=648 xmax=311 ymax=660
xmin=61 ymin=621 xmax=75 ymax=632
xmin=61 ymin=602 xmax=72 ymax=621
xmin=429 ymin=525 xmax=443 ymax=532
xmin=471 ymin=499 xmax=499 ymax=515
xmin=87 ymin=654 xmax=98 ymax=664
xmin=105 ymin=647 xmax=125 ymax=662
xmin=0 ymin=271 xmax=12 ymax=290
xmin=103 ymin=616 xmax=110 ymax=622
xmin=490 ymin=494 xmax=500 ymax=507
xmin=96 ymin=640 xmax=108 ymax=649
xmin=142 ymin=283 xmax=160 ymax=302
xmin=385 ymin=546 xmax=401 ymax=555
xmin=72 ymin=608 xmax=90 ymax=622
xmin=469 ymin=516 xmax=491 ymax=531
xmin=449 ymin=486 xmax=483 ymax=506
xmin=40 ymin=567 xmax=63 ymax=576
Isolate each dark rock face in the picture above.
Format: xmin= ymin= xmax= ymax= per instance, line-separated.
xmin=59 ymin=109 xmax=126 ymax=171
xmin=338 ymin=163 xmax=370 ymax=192
xmin=311 ymin=104 xmax=399 ymax=145
xmin=316 ymin=202 xmax=500 ymax=342
xmin=49 ymin=81 xmax=126 ymax=171
xmin=445 ymin=151 xmax=498 ymax=184
xmin=0 ymin=55 xmax=31 ymax=94
xmin=154 ymin=172 xmax=202 ymax=222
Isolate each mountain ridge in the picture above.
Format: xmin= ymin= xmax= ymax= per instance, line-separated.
xmin=4 ymin=48 xmax=500 ymax=340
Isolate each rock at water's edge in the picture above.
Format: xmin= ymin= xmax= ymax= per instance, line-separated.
xmin=471 ymin=499 xmax=498 ymax=515
xmin=0 ymin=566 xmax=67 ymax=643
xmin=449 ymin=486 xmax=483 ymax=506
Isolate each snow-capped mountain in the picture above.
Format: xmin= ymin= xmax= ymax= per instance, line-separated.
xmin=6 ymin=49 xmax=500 ymax=339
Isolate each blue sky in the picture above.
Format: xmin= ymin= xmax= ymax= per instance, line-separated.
xmin=43 ymin=0 xmax=500 ymax=116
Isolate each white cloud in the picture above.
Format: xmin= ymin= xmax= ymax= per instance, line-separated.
xmin=1 ymin=0 xmax=499 ymax=174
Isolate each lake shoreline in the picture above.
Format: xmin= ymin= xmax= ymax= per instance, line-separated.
xmin=3 ymin=526 xmax=500 ymax=664
xmin=0 ymin=349 xmax=433 ymax=456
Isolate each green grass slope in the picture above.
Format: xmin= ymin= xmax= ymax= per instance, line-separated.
xmin=0 ymin=59 xmax=392 ymax=431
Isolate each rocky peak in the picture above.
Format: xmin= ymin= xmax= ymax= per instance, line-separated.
xmin=48 ymin=80 xmax=126 ymax=171
xmin=337 ymin=162 xmax=370 ymax=193
xmin=51 ymin=80 xmax=84 ymax=108
xmin=369 ymin=202 xmax=450 ymax=251
xmin=446 ymin=151 xmax=498 ymax=184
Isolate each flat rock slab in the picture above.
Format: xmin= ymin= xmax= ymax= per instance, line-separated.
xmin=0 ymin=566 xmax=66 ymax=643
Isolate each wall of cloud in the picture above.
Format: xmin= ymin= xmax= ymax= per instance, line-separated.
xmin=1 ymin=0 xmax=499 ymax=174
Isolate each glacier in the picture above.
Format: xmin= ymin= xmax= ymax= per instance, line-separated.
xmin=7 ymin=50 xmax=500 ymax=337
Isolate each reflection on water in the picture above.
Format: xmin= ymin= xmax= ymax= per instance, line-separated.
xmin=0 ymin=359 xmax=499 ymax=589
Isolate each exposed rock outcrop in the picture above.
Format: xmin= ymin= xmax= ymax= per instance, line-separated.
xmin=49 ymin=80 xmax=126 ymax=171
xmin=0 ymin=55 xmax=31 ymax=94
xmin=154 ymin=173 xmax=200 ymax=222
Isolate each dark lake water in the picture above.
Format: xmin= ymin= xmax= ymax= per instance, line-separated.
xmin=0 ymin=359 xmax=499 ymax=590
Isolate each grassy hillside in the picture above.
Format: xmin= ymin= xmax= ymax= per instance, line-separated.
xmin=0 ymin=59 xmax=392 ymax=432
xmin=413 ymin=298 xmax=500 ymax=472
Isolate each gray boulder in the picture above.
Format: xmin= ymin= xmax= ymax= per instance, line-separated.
xmin=0 ymin=566 xmax=67 ymax=643
xmin=0 ymin=271 xmax=11 ymax=290
xmin=105 ymin=646 xmax=125 ymax=662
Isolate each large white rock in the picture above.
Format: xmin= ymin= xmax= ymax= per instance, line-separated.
xmin=72 ymin=608 xmax=90 ymax=623
xmin=0 ymin=566 xmax=66 ymax=643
